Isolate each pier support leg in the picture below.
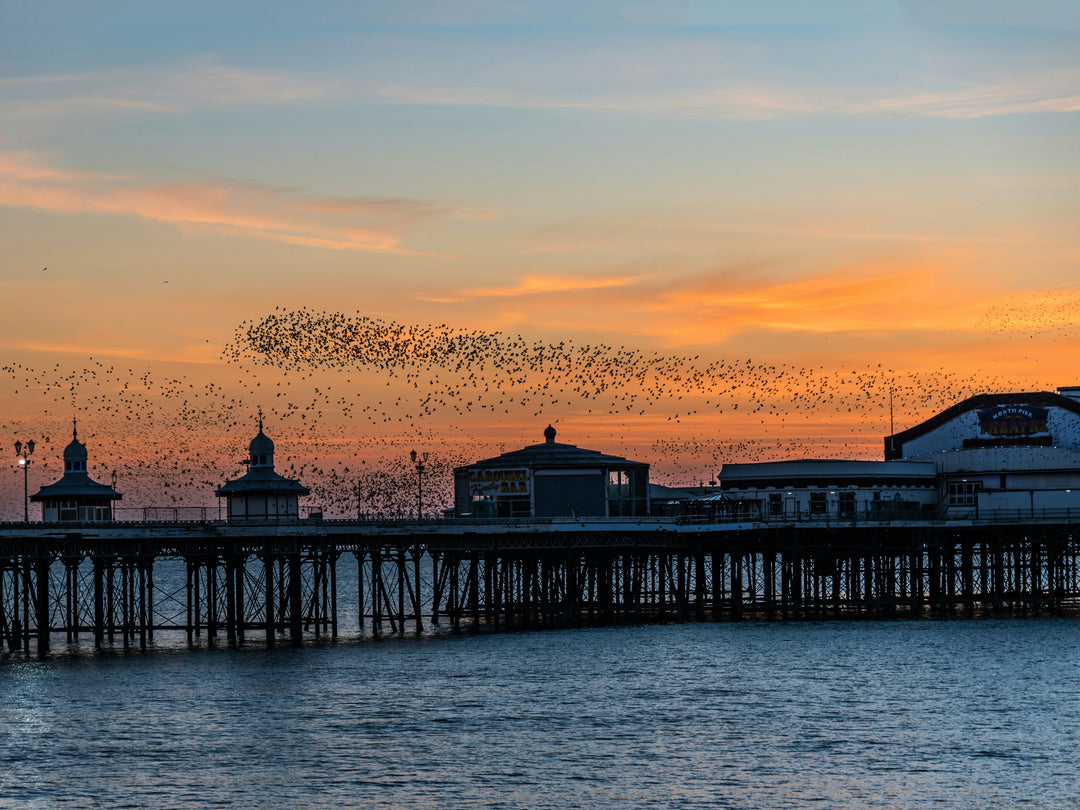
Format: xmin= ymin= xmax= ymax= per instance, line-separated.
xmin=225 ymin=556 xmax=237 ymax=646
xmin=289 ymin=553 xmax=302 ymax=646
xmin=35 ymin=553 xmax=50 ymax=658
xmin=565 ymin=552 xmax=577 ymax=625
xmin=93 ymin=557 xmax=105 ymax=650
xmin=330 ymin=549 xmax=338 ymax=639
xmin=731 ymin=552 xmax=743 ymax=621
xmin=264 ymin=548 xmax=275 ymax=646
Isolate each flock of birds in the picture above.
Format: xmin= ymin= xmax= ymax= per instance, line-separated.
xmin=974 ymin=289 xmax=1080 ymax=339
xmin=227 ymin=309 xmax=1022 ymax=423
xmin=1 ymin=304 xmax=1062 ymax=519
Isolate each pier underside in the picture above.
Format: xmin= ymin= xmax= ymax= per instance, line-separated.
xmin=2 ymin=522 xmax=1077 ymax=657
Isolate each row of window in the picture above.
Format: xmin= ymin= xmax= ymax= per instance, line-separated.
xmin=767 ymin=492 xmax=859 ymax=516
xmin=470 ymin=492 xmax=647 ymax=518
xmin=763 ymin=484 xmax=984 ymax=514
xmin=48 ymin=503 xmax=112 ymax=521
xmin=470 ymin=494 xmax=531 ymax=518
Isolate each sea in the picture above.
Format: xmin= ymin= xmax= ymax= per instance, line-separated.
xmin=3 ymin=616 xmax=1079 ymax=809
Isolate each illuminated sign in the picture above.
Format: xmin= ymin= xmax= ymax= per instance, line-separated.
xmin=977 ymin=405 xmax=1050 ymax=437
xmin=468 ymin=468 xmax=531 ymax=497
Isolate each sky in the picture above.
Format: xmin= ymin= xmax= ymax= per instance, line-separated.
xmin=1 ymin=1 xmax=1078 ymax=518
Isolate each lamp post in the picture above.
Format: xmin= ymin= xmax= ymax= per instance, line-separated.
xmin=410 ymin=449 xmax=428 ymax=520
xmin=15 ymin=439 xmax=35 ymax=522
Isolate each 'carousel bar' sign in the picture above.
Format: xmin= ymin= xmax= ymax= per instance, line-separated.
xmin=468 ymin=468 xmax=532 ymax=497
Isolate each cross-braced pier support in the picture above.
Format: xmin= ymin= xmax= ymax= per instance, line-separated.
xmin=2 ymin=522 xmax=1079 ymax=657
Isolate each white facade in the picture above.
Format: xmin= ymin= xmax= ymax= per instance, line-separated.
xmin=888 ymin=389 xmax=1080 ymax=517
xmin=892 ymin=404 xmax=1080 ymax=459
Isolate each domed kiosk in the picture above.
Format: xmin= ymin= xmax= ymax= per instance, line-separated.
xmin=30 ymin=422 xmax=122 ymax=522
xmin=453 ymin=426 xmax=649 ymax=518
xmin=216 ymin=416 xmax=310 ymax=521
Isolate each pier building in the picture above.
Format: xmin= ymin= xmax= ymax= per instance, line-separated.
xmin=719 ymin=460 xmax=937 ymax=521
xmin=719 ymin=387 xmax=1080 ymax=521
xmin=215 ymin=418 xmax=309 ymax=521
xmin=885 ymin=387 xmax=1080 ymax=517
xmin=454 ymin=425 xmax=649 ymax=518
xmin=30 ymin=424 xmax=122 ymax=522
xmin=5 ymin=390 xmax=1080 ymax=658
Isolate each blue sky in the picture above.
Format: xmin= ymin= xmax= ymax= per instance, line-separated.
xmin=1 ymin=0 xmax=1077 ymax=512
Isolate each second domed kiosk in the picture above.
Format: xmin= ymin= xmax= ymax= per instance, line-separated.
xmin=216 ymin=417 xmax=309 ymax=521
xmin=453 ymin=426 xmax=649 ymax=518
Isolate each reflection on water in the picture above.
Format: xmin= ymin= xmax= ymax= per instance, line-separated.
xmin=3 ymin=619 xmax=1078 ymax=809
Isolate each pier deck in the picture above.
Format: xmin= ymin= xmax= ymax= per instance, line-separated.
xmin=2 ymin=514 xmax=1077 ymax=657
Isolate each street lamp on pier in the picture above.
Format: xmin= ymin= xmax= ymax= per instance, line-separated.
xmin=410 ymin=449 xmax=428 ymax=520
xmin=14 ymin=439 xmax=35 ymax=522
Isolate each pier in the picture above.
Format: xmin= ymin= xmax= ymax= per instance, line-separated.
xmin=2 ymin=512 xmax=1078 ymax=657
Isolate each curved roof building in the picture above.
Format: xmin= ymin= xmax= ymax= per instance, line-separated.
xmin=30 ymin=423 xmax=122 ymax=522
xmin=454 ymin=426 xmax=649 ymax=518
xmin=216 ymin=417 xmax=310 ymax=521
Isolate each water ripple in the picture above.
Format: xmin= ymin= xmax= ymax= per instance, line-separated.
xmin=2 ymin=619 xmax=1079 ymax=809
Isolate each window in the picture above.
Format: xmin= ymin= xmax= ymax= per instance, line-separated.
xmin=78 ymin=503 xmax=111 ymax=521
xmin=947 ymin=481 xmax=981 ymax=506
xmin=59 ymin=500 xmax=78 ymax=521
xmin=838 ymin=492 xmax=856 ymax=517
xmin=608 ymin=470 xmax=638 ymax=516
xmin=471 ymin=494 xmax=529 ymax=518
xmin=768 ymin=493 xmax=782 ymax=516
xmin=810 ymin=492 xmax=827 ymax=515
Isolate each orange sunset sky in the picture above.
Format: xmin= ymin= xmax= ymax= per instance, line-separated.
xmin=2 ymin=1 xmax=1078 ymax=518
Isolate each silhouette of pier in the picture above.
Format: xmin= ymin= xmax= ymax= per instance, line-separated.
xmin=2 ymin=514 xmax=1078 ymax=657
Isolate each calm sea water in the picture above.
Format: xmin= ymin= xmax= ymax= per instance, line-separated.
xmin=2 ymin=619 xmax=1079 ymax=809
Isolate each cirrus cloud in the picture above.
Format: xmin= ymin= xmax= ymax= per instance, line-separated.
xmin=0 ymin=150 xmax=492 ymax=256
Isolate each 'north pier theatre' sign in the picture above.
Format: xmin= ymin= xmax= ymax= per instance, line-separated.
xmin=977 ymin=405 xmax=1050 ymax=438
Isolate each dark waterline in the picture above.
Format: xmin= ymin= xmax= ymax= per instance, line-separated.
xmin=3 ymin=619 xmax=1079 ymax=809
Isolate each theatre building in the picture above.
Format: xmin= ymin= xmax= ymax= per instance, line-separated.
xmin=454 ymin=426 xmax=649 ymax=518
xmin=885 ymin=388 xmax=1080 ymax=517
xmin=719 ymin=387 xmax=1080 ymax=521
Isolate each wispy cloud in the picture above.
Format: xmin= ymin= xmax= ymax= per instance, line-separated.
xmin=415 ymin=273 xmax=645 ymax=304
xmin=463 ymin=273 xmax=646 ymax=298
xmin=14 ymin=340 xmax=224 ymax=365
xmin=528 ymin=213 xmax=1026 ymax=256
xmin=3 ymin=46 xmax=1075 ymax=126
xmin=420 ymin=255 xmax=1010 ymax=345
xmin=645 ymin=257 xmax=993 ymax=338
xmin=378 ymin=74 xmax=1080 ymax=120
xmin=361 ymin=30 xmax=1080 ymax=121
xmin=0 ymin=56 xmax=335 ymax=123
xmin=0 ymin=150 xmax=487 ymax=256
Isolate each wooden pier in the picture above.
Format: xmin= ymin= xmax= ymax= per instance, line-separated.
xmin=1 ymin=516 xmax=1077 ymax=657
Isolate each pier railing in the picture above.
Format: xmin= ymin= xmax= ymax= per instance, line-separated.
xmin=25 ymin=504 xmax=1080 ymax=528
